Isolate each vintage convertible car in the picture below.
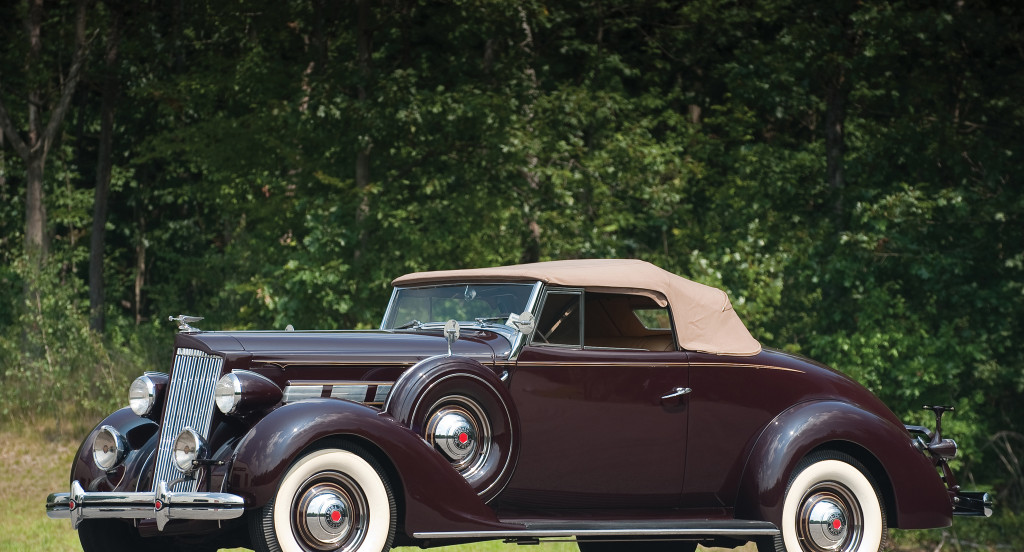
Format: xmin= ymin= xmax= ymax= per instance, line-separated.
xmin=47 ymin=259 xmax=990 ymax=552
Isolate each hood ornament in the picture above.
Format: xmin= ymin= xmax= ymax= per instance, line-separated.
xmin=169 ymin=315 xmax=204 ymax=333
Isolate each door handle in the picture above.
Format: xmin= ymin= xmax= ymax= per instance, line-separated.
xmin=660 ymin=387 xmax=692 ymax=400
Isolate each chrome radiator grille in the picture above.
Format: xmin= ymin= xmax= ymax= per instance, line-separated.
xmin=152 ymin=348 xmax=223 ymax=492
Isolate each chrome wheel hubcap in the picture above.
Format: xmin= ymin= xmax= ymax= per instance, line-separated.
xmin=425 ymin=397 xmax=491 ymax=479
xmin=798 ymin=487 xmax=861 ymax=552
xmin=294 ymin=476 xmax=367 ymax=551
xmin=429 ymin=408 xmax=478 ymax=465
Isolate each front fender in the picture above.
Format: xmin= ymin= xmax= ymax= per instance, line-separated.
xmin=227 ymin=399 xmax=514 ymax=535
xmin=734 ymin=400 xmax=951 ymax=529
xmin=70 ymin=407 xmax=160 ymax=493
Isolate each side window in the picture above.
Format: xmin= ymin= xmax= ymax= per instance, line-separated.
xmin=533 ymin=290 xmax=582 ymax=347
xmin=633 ymin=308 xmax=671 ymax=330
xmin=583 ymin=293 xmax=677 ymax=352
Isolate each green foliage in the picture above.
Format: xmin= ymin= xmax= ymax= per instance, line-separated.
xmin=0 ymin=0 xmax=1022 ymax=544
xmin=0 ymin=254 xmax=156 ymax=432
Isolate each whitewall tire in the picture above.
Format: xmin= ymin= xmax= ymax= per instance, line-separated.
xmin=250 ymin=445 xmax=397 ymax=552
xmin=772 ymin=451 xmax=887 ymax=552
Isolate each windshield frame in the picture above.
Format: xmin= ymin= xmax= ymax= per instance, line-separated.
xmin=380 ymin=281 xmax=543 ymax=340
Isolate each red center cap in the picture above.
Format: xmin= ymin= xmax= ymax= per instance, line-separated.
xmin=832 ymin=519 xmax=842 ymax=530
xmin=330 ymin=510 xmax=342 ymax=523
xmin=458 ymin=432 xmax=469 ymax=444
xmin=68 ymin=500 xmax=77 ymax=510
xmin=154 ymin=500 xmax=163 ymax=511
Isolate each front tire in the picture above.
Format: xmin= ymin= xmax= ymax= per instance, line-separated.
xmin=79 ymin=519 xmax=214 ymax=552
xmin=764 ymin=451 xmax=887 ymax=552
xmin=250 ymin=444 xmax=397 ymax=552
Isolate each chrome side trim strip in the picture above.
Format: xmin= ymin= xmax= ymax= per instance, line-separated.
xmin=282 ymin=381 xmax=395 ymax=405
xmin=413 ymin=522 xmax=780 ymax=539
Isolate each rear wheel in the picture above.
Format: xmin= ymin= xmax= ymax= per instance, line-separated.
xmin=250 ymin=444 xmax=397 ymax=552
xmin=760 ymin=451 xmax=887 ymax=552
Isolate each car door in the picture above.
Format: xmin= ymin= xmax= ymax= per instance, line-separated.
xmin=497 ymin=288 xmax=690 ymax=510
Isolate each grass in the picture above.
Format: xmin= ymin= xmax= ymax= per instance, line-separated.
xmin=0 ymin=424 xmax=756 ymax=552
xmin=1 ymin=426 xmax=82 ymax=552
xmin=1 ymin=421 xmax=1008 ymax=552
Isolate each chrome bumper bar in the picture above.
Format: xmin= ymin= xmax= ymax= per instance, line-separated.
xmin=46 ymin=480 xmax=245 ymax=530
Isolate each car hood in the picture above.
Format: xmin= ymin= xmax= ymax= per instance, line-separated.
xmin=174 ymin=329 xmax=509 ymax=366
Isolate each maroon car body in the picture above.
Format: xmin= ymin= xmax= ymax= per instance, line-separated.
xmin=47 ymin=260 xmax=989 ymax=552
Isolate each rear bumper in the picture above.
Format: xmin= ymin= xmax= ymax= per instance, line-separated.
xmin=952 ymin=491 xmax=993 ymax=517
xmin=46 ymin=480 xmax=245 ymax=530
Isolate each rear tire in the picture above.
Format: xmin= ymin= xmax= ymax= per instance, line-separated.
xmin=760 ymin=451 xmax=887 ymax=552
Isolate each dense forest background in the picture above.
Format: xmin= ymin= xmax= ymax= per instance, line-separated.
xmin=1 ymin=0 xmax=1021 ymax=546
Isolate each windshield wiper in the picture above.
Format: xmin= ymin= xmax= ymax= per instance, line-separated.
xmin=395 ymin=319 xmax=422 ymax=329
xmin=474 ymin=315 xmax=513 ymax=326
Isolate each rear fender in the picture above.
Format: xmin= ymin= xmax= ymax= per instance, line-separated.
xmin=227 ymin=398 xmax=511 ymax=535
xmin=734 ymin=400 xmax=951 ymax=529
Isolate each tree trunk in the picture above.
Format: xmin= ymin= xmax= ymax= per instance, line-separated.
xmin=24 ymin=155 xmax=48 ymax=265
xmin=825 ymin=70 xmax=848 ymax=227
xmin=0 ymin=0 xmax=91 ymax=273
xmin=353 ymin=0 xmax=372 ymax=262
xmin=517 ymin=6 xmax=542 ymax=264
xmin=89 ymin=6 xmax=122 ymax=332
xmin=135 ymin=212 xmax=146 ymax=325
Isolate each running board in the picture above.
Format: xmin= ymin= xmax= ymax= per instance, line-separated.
xmin=413 ymin=519 xmax=779 ymax=540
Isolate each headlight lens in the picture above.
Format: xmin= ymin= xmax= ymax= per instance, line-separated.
xmin=172 ymin=428 xmax=208 ymax=473
xmin=213 ymin=370 xmax=283 ymax=416
xmin=129 ymin=375 xmax=157 ymax=416
xmin=215 ymin=373 xmax=242 ymax=414
xmin=92 ymin=425 xmax=128 ymax=471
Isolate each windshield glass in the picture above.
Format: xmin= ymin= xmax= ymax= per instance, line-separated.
xmin=384 ymin=284 xmax=535 ymax=329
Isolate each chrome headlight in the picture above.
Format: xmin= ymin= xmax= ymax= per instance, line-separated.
xmin=215 ymin=373 xmax=242 ymax=414
xmin=129 ymin=375 xmax=157 ymax=416
xmin=93 ymin=425 xmax=128 ymax=471
xmin=213 ymin=370 xmax=282 ymax=416
xmin=172 ymin=428 xmax=208 ymax=473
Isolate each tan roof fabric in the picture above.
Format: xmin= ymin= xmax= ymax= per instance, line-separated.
xmin=392 ymin=259 xmax=761 ymax=356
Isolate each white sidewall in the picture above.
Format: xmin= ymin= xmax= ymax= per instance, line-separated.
xmin=272 ymin=449 xmax=391 ymax=552
xmin=781 ymin=459 xmax=883 ymax=552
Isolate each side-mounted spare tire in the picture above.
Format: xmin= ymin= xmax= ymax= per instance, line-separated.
xmin=385 ymin=356 xmax=519 ymax=502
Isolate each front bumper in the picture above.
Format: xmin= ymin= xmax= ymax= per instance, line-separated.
xmin=46 ymin=480 xmax=244 ymax=530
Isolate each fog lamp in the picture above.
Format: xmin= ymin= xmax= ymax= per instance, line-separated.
xmin=172 ymin=428 xmax=208 ymax=473
xmin=92 ymin=425 xmax=128 ymax=471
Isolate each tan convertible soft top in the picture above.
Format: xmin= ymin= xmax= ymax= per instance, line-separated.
xmin=392 ymin=259 xmax=761 ymax=356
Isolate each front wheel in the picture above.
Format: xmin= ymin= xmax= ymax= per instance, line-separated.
xmin=762 ymin=451 xmax=887 ymax=552
xmin=250 ymin=444 xmax=397 ymax=552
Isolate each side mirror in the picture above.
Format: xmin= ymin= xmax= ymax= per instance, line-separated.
xmin=444 ymin=319 xmax=460 ymax=355
xmin=507 ymin=312 xmax=536 ymax=335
